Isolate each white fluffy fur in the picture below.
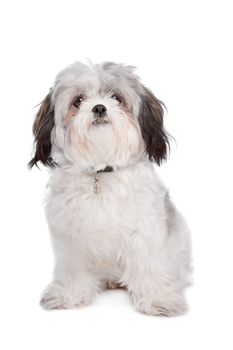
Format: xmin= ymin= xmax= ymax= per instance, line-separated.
xmin=34 ymin=61 xmax=192 ymax=316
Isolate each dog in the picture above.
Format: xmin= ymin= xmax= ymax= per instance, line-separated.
xmin=29 ymin=61 xmax=192 ymax=316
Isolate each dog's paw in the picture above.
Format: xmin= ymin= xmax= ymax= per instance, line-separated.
xmin=40 ymin=282 xmax=92 ymax=310
xmin=40 ymin=282 xmax=70 ymax=310
xmin=132 ymin=294 xmax=187 ymax=317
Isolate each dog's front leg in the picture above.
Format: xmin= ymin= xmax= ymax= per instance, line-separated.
xmin=124 ymin=234 xmax=188 ymax=317
xmin=40 ymin=232 xmax=100 ymax=310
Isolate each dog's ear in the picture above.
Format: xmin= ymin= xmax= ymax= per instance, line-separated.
xmin=28 ymin=92 xmax=56 ymax=169
xmin=139 ymin=87 xmax=170 ymax=165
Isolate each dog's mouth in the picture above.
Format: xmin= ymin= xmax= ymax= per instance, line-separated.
xmin=92 ymin=117 xmax=109 ymax=125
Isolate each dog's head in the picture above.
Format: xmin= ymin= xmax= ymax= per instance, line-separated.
xmin=29 ymin=61 xmax=169 ymax=170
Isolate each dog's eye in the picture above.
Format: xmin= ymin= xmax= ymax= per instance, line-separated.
xmin=111 ymin=94 xmax=122 ymax=103
xmin=73 ymin=96 xmax=83 ymax=108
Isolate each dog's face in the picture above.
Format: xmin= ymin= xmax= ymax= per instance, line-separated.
xmin=29 ymin=62 xmax=169 ymax=169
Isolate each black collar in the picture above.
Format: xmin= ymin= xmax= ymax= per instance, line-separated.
xmin=96 ymin=165 xmax=114 ymax=173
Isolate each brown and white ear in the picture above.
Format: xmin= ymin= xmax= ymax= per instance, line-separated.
xmin=139 ymin=87 xmax=170 ymax=165
xmin=28 ymin=92 xmax=56 ymax=168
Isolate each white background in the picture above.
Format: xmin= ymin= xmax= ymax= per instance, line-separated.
xmin=0 ymin=0 xmax=232 ymax=349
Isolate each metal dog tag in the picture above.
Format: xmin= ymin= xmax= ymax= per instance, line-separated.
xmin=93 ymin=175 xmax=100 ymax=194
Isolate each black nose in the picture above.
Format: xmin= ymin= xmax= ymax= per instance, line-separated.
xmin=92 ymin=104 xmax=107 ymax=117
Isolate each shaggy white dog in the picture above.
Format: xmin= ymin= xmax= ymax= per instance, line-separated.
xmin=29 ymin=61 xmax=192 ymax=316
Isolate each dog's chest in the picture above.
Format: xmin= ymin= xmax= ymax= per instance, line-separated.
xmin=48 ymin=168 xmax=152 ymax=236
xmin=47 ymin=165 xmax=165 ymax=270
xmin=74 ymin=172 xmax=137 ymax=234
xmin=47 ymin=165 xmax=162 ymax=247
